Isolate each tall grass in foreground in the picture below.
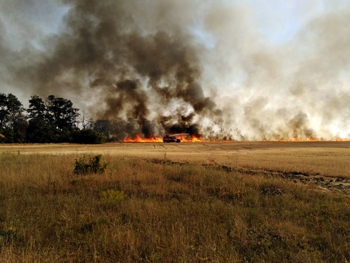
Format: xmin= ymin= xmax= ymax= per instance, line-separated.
xmin=0 ymin=153 xmax=350 ymax=262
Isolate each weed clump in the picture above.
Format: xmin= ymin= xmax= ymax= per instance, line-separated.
xmin=74 ymin=155 xmax=108 ymax=175
xmin=0 ymin=228 xmax=17 ymax=244
xmin=100 ymin=189 xmax=126 ymax=205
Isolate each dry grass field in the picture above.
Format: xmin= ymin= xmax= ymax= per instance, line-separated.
xmin=2 ymin=141 xmax=350 ymax=182
xmin=1 ymin=142 xmax=350 ymax=262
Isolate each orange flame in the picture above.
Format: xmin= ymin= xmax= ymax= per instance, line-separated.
xmin=123 ymin=134 xmax=212 ymax=143
xmin=123 ymin=134 xmax=350 ymax=143
xmin=123 ymin=134 xmax=163 ymax=143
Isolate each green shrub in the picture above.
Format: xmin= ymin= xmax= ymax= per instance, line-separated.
xmin=74 ymin=155 xmax=108 ymax=175
xmin=100 ymin=189 xmax=126 ymax=205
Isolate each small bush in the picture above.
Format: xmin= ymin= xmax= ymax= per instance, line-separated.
xmin=74 ymin=155 xmax=108 ymax=175
xmin=0 ymin=228 xmax=17 ymax=244
xmin=100 ymin=189 xmax=126 ymax=205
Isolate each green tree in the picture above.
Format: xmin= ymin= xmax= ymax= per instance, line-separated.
xmin=27 ymin=95 xmax=56 ymax=143
xmin=0 ymin=93 xmax=27 ymax=143
xmin=27 ymin=95 xmax=80 ymax=143
xmin=46 ymin=95 xmax=79 ymax=142
xmin=27 ymin=118 xmax=56 ymax=143
xmin=12 ymin=116 xmax=29 ymax=143
xmin=27 ymin=95 xmax=47 ymax=120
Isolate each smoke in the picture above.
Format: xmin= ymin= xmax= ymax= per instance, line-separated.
xmin=1 ymin=0 xmax=350 ymax=140
xmin=201 ymin=2 xmax=350 ymax=140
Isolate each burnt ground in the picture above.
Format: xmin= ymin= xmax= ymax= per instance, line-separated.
xmin=149 ymin=158 xmax=350 ymax=194
xmin=229 ymin=166 xmax=350 ymax=193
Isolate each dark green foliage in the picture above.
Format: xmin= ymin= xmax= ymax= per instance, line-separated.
xmin=0 ymin=93 xmax=132 ymax=144
xmin=12 ymin=117 xmax=28 ymax=143
xmin=2 ymin=119 xmax=28 ymax=143
xmin=27 ymin=118 xmax=57 ymax=143
xmin=26 ymin=94 xmax=80 ymax=143
xmin=27 ymin=95 xmax=47 ymax=120
xmin=0 ymin=93 xmax=24 ymax=127
xmin=27 ymin=95 xmax=56 ymax=143
xmin=0 ymin=93 xmax=122 ymax=143
xmin=46 ymin=95 xmax=79 ymax=142
xmin=0 ymin=93 xmax=27 ymax=142
xmin=74 ymin=155 xmax=108 ymax=175
xmin=46 ymin=95 xmax=79 ymax=129
xmin=72 ymin=129 xmax=107 ymax=144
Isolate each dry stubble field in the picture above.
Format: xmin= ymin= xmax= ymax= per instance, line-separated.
xmin=2 ymin=141 xmax=350 ymax=189
xmin=1 ymin=142 xmax=350 ymax=262
xmin=1 ymin=141 xmax=350 ymax=173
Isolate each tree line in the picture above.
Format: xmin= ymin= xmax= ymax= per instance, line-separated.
xmin=0 ymin=93 xmax=107 ymax=144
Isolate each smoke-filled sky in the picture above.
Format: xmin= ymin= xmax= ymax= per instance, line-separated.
xmin=1 ymin=0 xmax=350 ymax=140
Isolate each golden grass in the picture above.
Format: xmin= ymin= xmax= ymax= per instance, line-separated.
xmin=1 ymin=141 xmax=350 ymax=177
xmin=0 ymin=148 xmax=350 ymax=262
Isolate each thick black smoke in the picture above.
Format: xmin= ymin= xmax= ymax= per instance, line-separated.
xmin=7 ymin=0 xmax=221 ymax=139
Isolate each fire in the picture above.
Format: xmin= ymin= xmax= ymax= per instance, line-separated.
xmin=123 ymin=134 xmax=210 ymax=143
xmin=123 ymin=134 xmax=163 ymax=143
xmin=123 ymin=134 xmax=350 ymax=143
xmin=176 ymin=134 xmax=206 ymax=142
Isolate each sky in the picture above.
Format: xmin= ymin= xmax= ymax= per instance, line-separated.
xmin=0 ymin=0 xmax=349 ymax=140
